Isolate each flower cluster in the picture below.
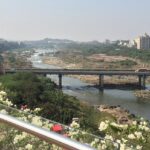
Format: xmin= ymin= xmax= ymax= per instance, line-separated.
xmin=0 ymin=90 xmax=13 ymax=106
xmin=99 ymin=121 xmax=109 ymax=131
xmin=96 ymin=119 xmax=150 ymax=150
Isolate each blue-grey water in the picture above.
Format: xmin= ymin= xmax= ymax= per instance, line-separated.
xmin=30 ymin=49 xmax=150 ymax=120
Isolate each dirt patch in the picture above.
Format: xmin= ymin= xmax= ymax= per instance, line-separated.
xmin=43 ymin=56 xmax=82 ymax=68
xmin=88 ymin=54 xmax=130 ymax=62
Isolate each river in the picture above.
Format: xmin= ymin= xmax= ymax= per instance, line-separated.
xmin=30 ymin=49 xmax=150 ymax=120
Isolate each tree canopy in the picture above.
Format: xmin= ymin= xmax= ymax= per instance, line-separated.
xmin=0 ymin=73 xmax=104 ymax=133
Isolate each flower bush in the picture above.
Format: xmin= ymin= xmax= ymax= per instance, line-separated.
xmin=0 ymin=86 xmax=150 ymax=149
xmin=0 ymin=87 xmax=96 ymax=149
xmin=0 ymin=88 xmax=61 ymax=149
xmin=95 ymin=118 xmax=150 ymax=150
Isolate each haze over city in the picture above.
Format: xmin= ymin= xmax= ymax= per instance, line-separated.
xmin=0 ymin=0 xmax=150 ymax=41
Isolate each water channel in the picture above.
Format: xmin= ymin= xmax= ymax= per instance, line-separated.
xmin=30 ymin=49 xmax=150 ymax=120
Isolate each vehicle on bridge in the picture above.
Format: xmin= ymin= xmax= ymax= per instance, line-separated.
xmin=135 ymin=68 xmax=149 ymax=72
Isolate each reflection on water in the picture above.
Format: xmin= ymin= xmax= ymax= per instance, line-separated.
xmin=30 ymin=50 xmax=150 ymax=120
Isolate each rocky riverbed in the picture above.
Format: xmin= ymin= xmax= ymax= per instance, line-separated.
xmin=98 ymin=105 xmax=136 ymax=124
xmin=134 ymin=90 xmax=150 ymax=101
xmin=42 ymin=56 xmax=143 ymax=89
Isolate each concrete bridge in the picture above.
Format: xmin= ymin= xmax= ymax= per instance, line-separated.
xmin=4 ymin=68 xmax=150 ymax=89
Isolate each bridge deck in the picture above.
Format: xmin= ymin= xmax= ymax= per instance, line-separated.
xmin=5 ymin=69 xmax=150 ymax=76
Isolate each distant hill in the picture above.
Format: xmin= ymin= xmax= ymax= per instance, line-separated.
xmin=0 ymin=37 xmax=102 ymax=51
xmin=24 ymin=38 xmax=75 ymax=49
xmin=23 ymin=38 xmax=104 ymax=50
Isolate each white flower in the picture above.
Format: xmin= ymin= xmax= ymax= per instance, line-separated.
xmin=0 ymin=109 xmax=8 ymax=114
xmin=132 ymin=121 xmax=137 ymax=125
xmin=13 ymin=132 xmax=28 ymax=144
xmin=138 ymin=124 xmax=150 ymax=131
xmin=34 ymin=108 xmax=41 ymax=113
xmin=105 ymin=120 xmax=109 ymax=124
xmin=94 ymin=138 xmax=99 ymax=143
xmin=25 ymin=144 xmax=33 ymax=150
xmin=101 ymin=140 xmax=105 ymax=144
xmin=19 ymin=116 xmax=28 ymax=122
xmin=32 ymin=116 xmax=43 ymax=126
xmin=91 ymin=138 xmax=100 ymax=147
xmin=116 ymin=139 xmax=121 ymax=144
xmin=70 ymin=121 xmax=80 ymax=129
xmin=28 ymin=115 xmax=33 ymax=119
xmin=128 ymin=134 xmax=135 ymax=139
xmin=42 ymin=119 xmax=53 ymax=129
xmin=136 ymin=145 xmax=142 ymax=150
xmin=101 ymin=144 xmax=107 ymax=150
xmin=99 ymin=121 xmax=108 ymax=131
xmin=143 ymin=121 xmax=147 ymax=126
xmin=105 ymin=134 xmax=113 ymax=141
xmin=134 ymin=131 xmax=142 ymax=139
xmin=114 ymin=142 xmax=119 ymax=148
xmin=4 ymin=99 xmax=13 ymax=106
xmin=144 ymin=126 xmax=149 ymax=131
xmin=21 ymin=132 xmax=28 ymax=138
xmin=119 ymin=124 xmax=128 ymax=129
xmin=91 ymin=141 xmax=95 ymax=147
xmin=0 ymin=91 xmax=7 ymax=96
xmin=23 ymin=108 xmax=31 ymax=113
xmin=69 ymin=130 xmax=80 ymax=138
xmin=120 ymin=143 xmax=126 ymax=150
xmin=122 ymin=138 xmax=127 ymax=143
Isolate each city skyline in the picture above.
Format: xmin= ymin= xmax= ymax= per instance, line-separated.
xmin=0 ymin=0 xmax=150 ymax=42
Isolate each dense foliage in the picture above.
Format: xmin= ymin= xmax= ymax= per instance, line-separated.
xmin=0 ymin=73 xmax=104 ymax=132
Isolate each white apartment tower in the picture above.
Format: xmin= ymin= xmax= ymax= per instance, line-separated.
xmin=134 ymin=33 xmax=150 ymax=50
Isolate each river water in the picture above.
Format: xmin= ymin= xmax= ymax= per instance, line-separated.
xmin=30 ymin=49 xmax=150 ymax=120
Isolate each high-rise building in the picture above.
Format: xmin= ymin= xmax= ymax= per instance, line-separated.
xmin=134 ymin=33 xmax=150 ymax=50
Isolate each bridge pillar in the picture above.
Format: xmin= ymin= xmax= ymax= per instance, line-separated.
xmin=99 ymin=75 xmax=104 ymax=89
xmin=58 ymin=74 xmax=62 ymax=89
xmin=0 ymin=63 xmax=5 ymax=75
xmin=43 ymin=74 xmax=47 ymax=77
xmin=142 ymin=75 xmax=146 ymax=89
xmin=138 ymin=75 xmax=142 ymax=88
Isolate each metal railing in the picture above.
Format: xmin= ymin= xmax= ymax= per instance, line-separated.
xmin=0 ymin=113 xmax=95 ymax=150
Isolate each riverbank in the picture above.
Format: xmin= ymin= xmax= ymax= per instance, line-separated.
xmin=97 ymin=105 xmax=135 ymax=124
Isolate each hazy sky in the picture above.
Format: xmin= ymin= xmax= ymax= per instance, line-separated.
xmin=0 ymin=0 xmax=150 ymax=41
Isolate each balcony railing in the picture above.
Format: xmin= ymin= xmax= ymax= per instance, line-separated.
xmin=0 ymin=113 xmax=95 ymax=150
xmin=0 ymin=104 xmax=120 ymax=150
